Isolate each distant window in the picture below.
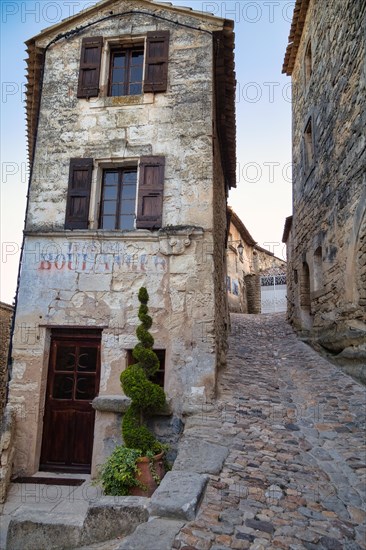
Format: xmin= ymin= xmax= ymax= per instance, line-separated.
xmin=304 ymin=40 xmax=312 ymax=86
xmin=304 ymin=117 xmax=314 ymax=170
xmin=313 ymin=246 xmax=323 ymax=291
xmin=232 ymin=280 xmax=239 ymax=296
xmin=127 ymin=349 xmax=165 ymax=387
xmin=109 ymin=46 xmax=144 ymax=96
xmin=300 ymin=262 xmax=311 ymax=310
xmin=226 ymin=276 xmax=231 ymax=293
xmin=99 ymin=168 xmax=137 ymax=230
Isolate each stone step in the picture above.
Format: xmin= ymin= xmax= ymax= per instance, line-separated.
xmin=6 ymin=497 xmax=149 ymax=550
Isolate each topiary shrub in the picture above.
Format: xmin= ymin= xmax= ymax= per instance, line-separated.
xmin=120 ymin=287 xmax=166 ymax=455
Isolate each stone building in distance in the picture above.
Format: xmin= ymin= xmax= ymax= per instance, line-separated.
xmin=7 ymin=0 xmax=236 ymax=477
xmin=227 ymin=208 xmax=286 ymax=314
xmin=282 ymin=0 xmax=366 ymax=381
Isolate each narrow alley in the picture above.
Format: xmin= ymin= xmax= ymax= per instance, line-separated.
xmin=172 ymin=313 xmax=366 ymax=550
xmin=2 ymin=314 xmax=365 ymax=550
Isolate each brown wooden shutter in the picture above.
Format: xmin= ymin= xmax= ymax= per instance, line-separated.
xmin=136 ymin=157 xmax=165 ymax=229
xmin=144 ymin=31 xmax=170 ymax=93
xmin=77 ymin=37 xmax=103 ymax=98
xmin=65 ymin=158 xmax=93 ymax=229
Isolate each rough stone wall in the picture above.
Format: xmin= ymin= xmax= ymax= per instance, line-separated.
xmin=0 ymin=406 xmax=15 ymax=503
xmin=9 ymin=1 xmax=231 ymax=476
xmin=0 ymin=302 xmax=13 ymax=418
xmin=226 ymin=224 xmax=253 ymax=313
xmin=212 ymin=114 xmax=229 ymax=376
xmin=287 ymin=0 xmax=366 ymax=354
xmin=245 ymin=275 xmax=261 ymax=314
xmin=256 ymin=251 xmax=286 ymax=276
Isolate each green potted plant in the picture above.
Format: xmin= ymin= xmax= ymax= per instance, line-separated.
xmin=100 ymin=287 xmax=167 ymax=496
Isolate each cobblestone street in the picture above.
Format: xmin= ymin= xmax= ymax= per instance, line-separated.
xmin=172 ymin=313 xmax=366 ymax=550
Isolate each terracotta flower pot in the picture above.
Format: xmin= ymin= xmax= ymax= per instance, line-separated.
xmin=129 ymin=452 xmax=165 ymax=497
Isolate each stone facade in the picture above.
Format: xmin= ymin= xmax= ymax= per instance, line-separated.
xmin=283 ymin=0 xmax=366 ymax=381
xmin=8 ymin=0 xmax=236 ymax=477
xmin=226 ymin=209 xmax=286 ymax=314
xmin=0 ymin=302 xmax=13 ymax=418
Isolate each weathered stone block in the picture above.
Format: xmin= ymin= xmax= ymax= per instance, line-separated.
xmin=117 ymin=518 xmax=184 ymax=550
xmin=149 ymin=471 xmax=209 ymax=521
xmin=173 ymin=436 xmax=228 ymax=475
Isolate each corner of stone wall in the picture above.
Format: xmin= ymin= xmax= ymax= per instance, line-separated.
xmin=0 ymin=404 xmax=16 ymax=503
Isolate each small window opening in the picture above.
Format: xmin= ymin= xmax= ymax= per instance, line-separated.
xmin=305 ymin=40 xmax=312 ymax=86
xmin=300 ymin=262 xmax=311 ymax=310
xmin=313 ymin=246 xmax=323 ymax=291
xmin=304 ymin=118 xmax=314 ymax=170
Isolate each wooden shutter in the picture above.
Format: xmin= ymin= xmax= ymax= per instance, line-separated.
xmin=65 ymin=158 xmax=93 ymax=229
xmin=144 ymin=31 xmax=170 ymax=93
xmin=77 ymin=36 xmax=103 ymax=98
xmin=136 ymin=157 xmax=165 ymax=229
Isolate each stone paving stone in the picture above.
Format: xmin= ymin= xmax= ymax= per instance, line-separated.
xmin=172 ymin=314 xmax=366 ymax=550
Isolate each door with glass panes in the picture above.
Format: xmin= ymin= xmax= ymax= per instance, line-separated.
xmin=40 ymin=331 xmax=101 ymax=472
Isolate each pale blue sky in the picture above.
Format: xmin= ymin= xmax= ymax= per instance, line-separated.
xmin=0 ymin=0 xmax=294 ymax=303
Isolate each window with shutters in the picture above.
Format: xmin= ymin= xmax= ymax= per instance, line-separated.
xmin=99 ymin=168 xmax=137 ymax=230
xmin=77 ymin=31 xmax=169 ymax=99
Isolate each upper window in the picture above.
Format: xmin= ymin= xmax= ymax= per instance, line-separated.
xmin=304 ymin=117 xmax=314 ymax=171
xmin=77 ymin=31 xmax=170 ymax=99
xmin=109 ymin=46 xmax=144 ymax=96
xmin=100 ymin=168 xmax=137 ymax=230
xmin=304 ymin=40 xmax=312 ymax=87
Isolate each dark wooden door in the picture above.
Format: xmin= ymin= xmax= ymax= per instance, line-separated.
xmin=40 ymin=333 xmax=101 ymax=473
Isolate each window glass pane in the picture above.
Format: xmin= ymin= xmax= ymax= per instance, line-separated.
xmin=129 ymin=83 xmax=142 ymax=95
xmin=53 ymin=375 xmax=74 ymax=399
xmin=120 ymin=215 xmax=135 ymax=230
xmin=55 ymin=346 xmax=75 ymax=371
xmin=103 ymin=186 xmax=118 ymax=200
xmin=102 ymin=201 xmax=117 ymax=215
xmin=130 ymin=66 xmax=143 ymax=83
xmin=102 ymin=216 xmax=116 ymax=230
xmin=112 ymin=68 xmax=125 ymax=84
xmin=104 ymin=171 xmax=118 ymax=185
xmin=122 ymin=184 xmax=136 ymax=199
xmin=111 ymin=84 xmax=123 ymax=96
xmin=112 ymin=52 xmax=126 ymax=68
xmin=77 ymin=348 xmax=98 ymax=372
xmin=76 ymin=376 xmax=95 ymax=400
xmin=123 ymin=171 xmax=137 ymax=183
xmin=121 ymin=199 xmax=135 ymax=215
xmin=131 ymin=50 xmax=144 ymax=62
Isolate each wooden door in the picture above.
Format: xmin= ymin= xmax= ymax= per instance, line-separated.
xmin=40 ymin=332 xmax=101 ymax=473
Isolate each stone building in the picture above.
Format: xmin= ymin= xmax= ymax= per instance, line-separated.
xmin=282 ymin=0 xmax=366 ymax=379
xmin=7 ymin=0 xmax=236 ymax=477
xmin=0 ymin=302 xmax=13 ymax=418
xmin=226 ymin=208 xmax=286 ymax=314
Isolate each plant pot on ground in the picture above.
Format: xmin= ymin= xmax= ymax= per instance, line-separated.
xmin=100 ymin=287 xmax=167 ymax=497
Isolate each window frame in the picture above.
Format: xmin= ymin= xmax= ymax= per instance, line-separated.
xmin=108 ymin=42 xmax=145 ymax=97
xmin=98 ymin=165 xmax=138 ymax=231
